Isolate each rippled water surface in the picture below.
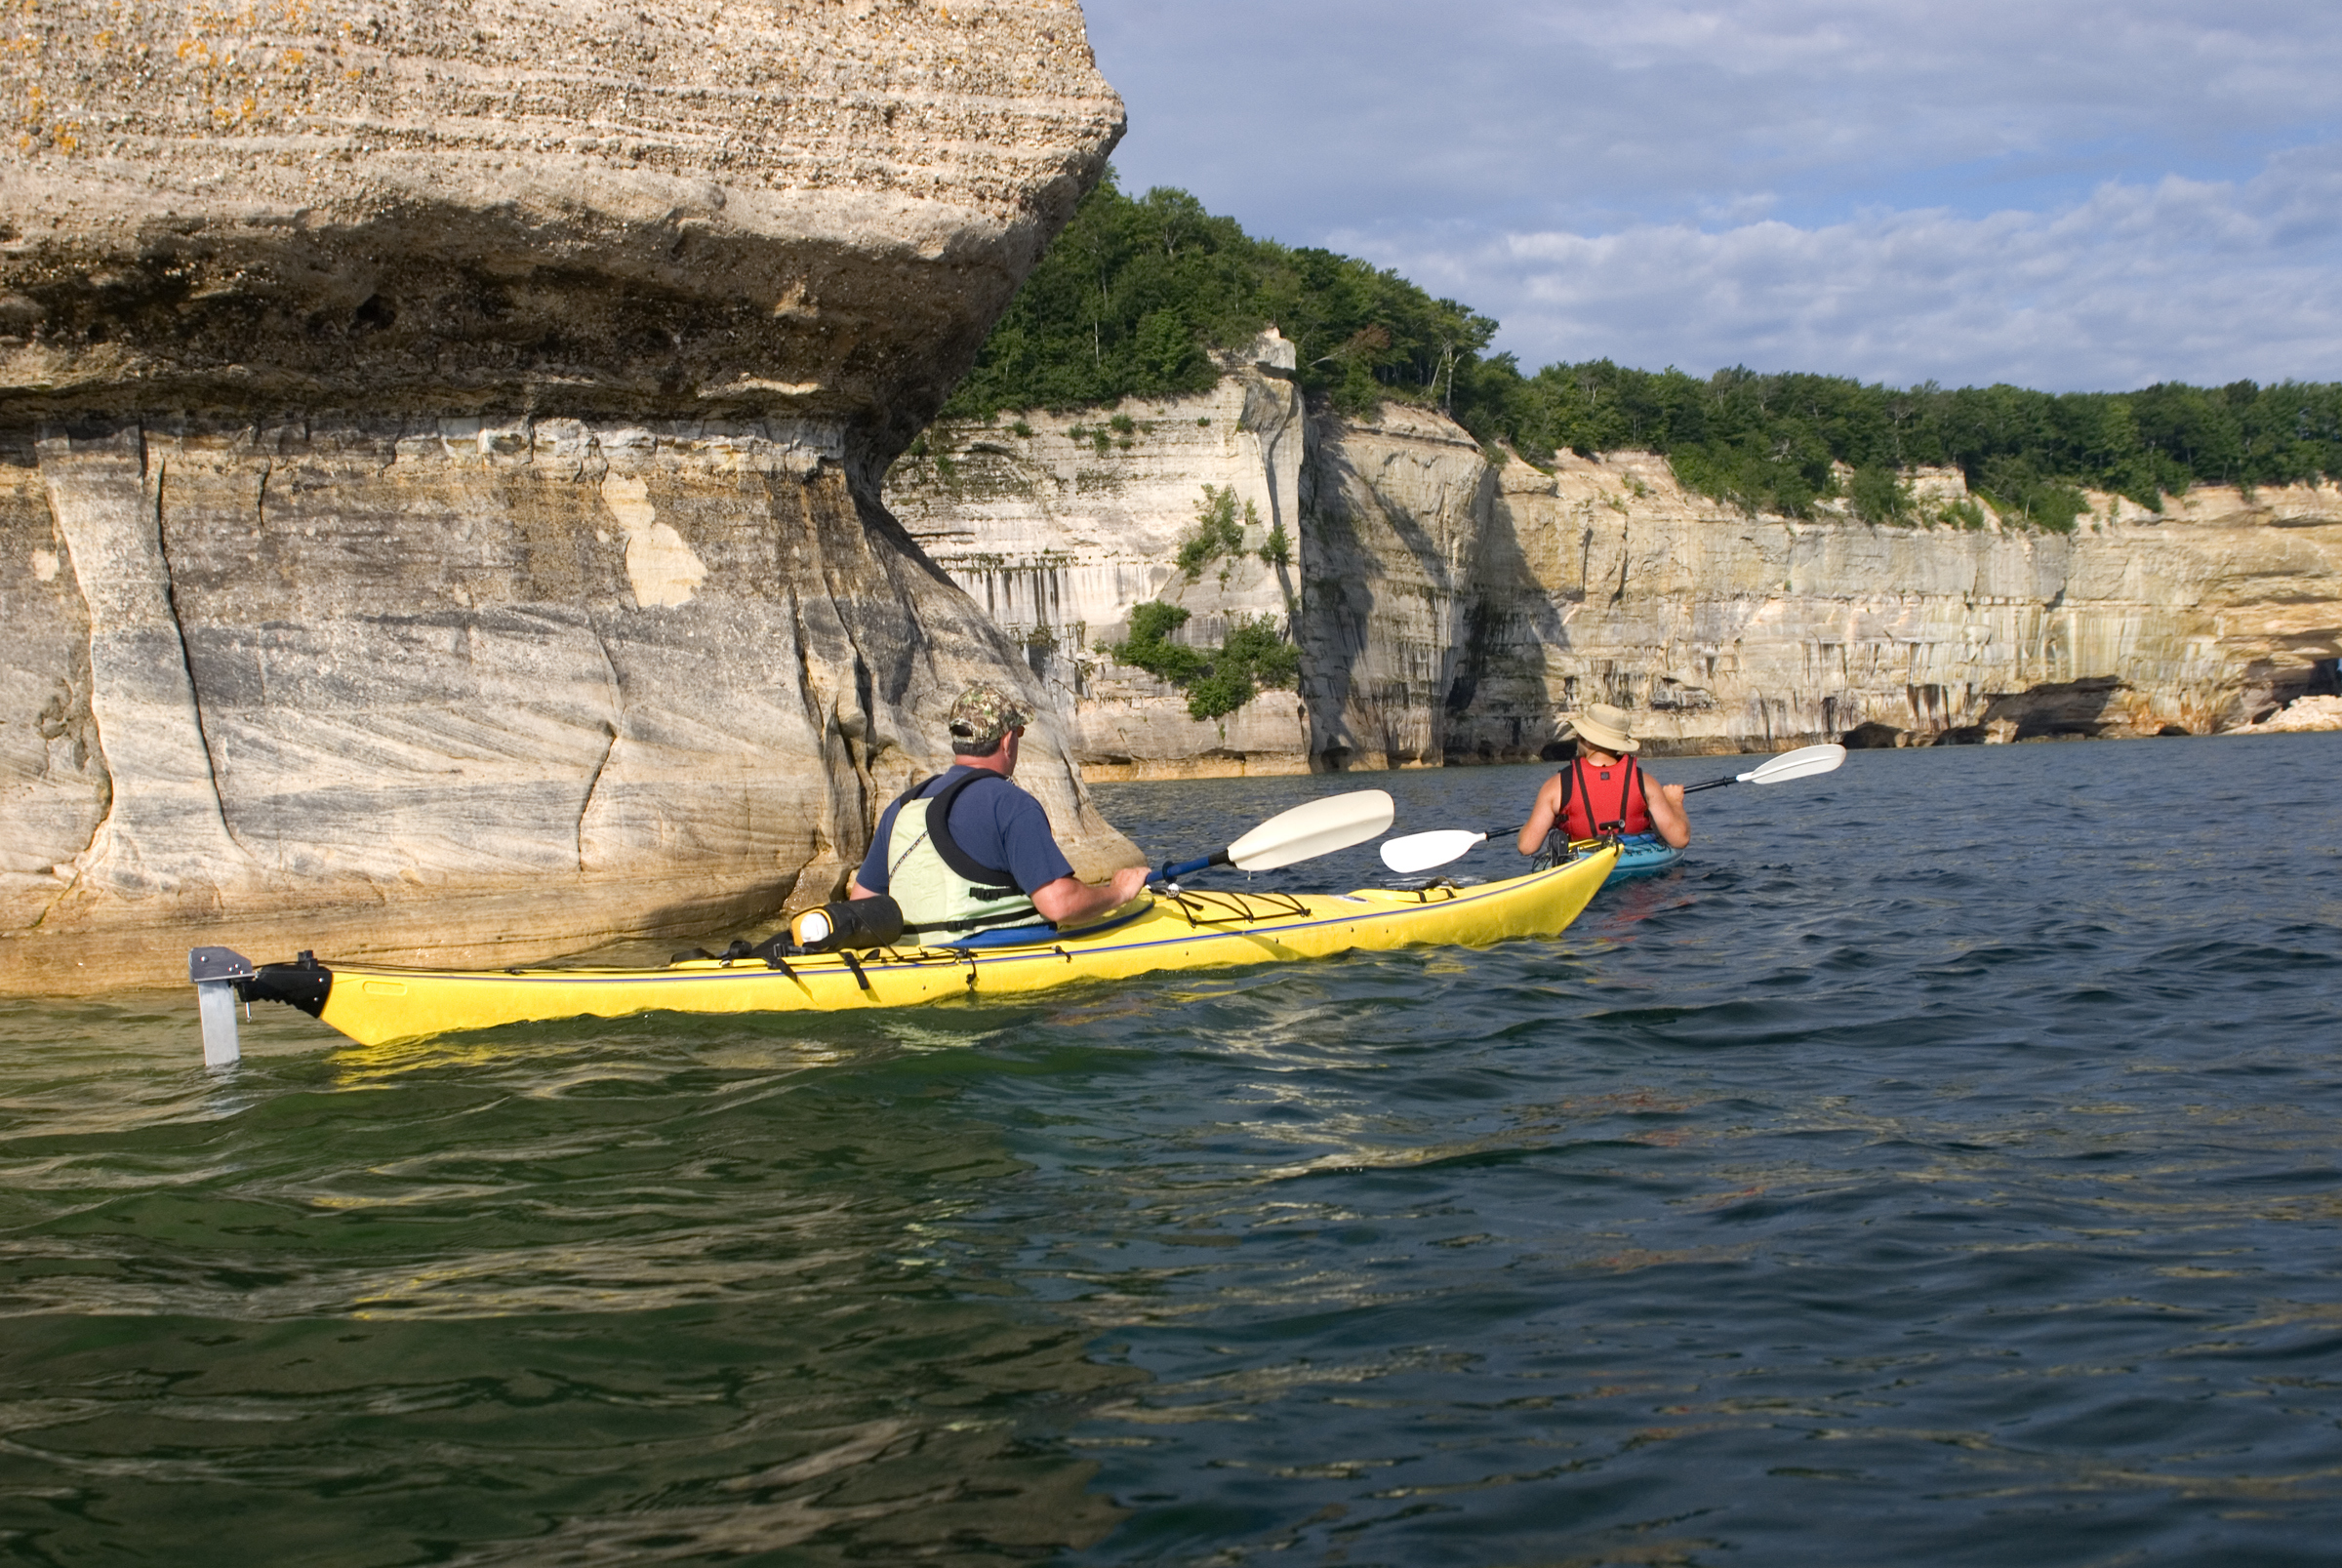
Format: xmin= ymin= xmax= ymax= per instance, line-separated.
xmin=5 ymin=736 xmax=2341 ymax=1566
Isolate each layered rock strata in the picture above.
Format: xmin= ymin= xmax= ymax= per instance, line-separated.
xmin=887 ymin=331 xmax=1309 ymax=777
xmin=886 ymin=382 xmax=2342 ymax=774
xmin=2229 ymin=695 xmax=2342 ymax=735
xmin=2 ymin=0 xmax=1134 ymax=994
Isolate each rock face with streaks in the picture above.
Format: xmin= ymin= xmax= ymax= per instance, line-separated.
xmin=886 ymin=331 xmax=1311 ymax=778
xmin=1 ymin=0 xmax=1133 ymax=994
xmin=885 ymin=382 xmax=2342 ymax=773
xmin=1454 ymin=451 xmax=2342 ymax=756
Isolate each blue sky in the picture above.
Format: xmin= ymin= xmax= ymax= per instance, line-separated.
xmin=1081 ymin=0 xmax=2342 ymax=390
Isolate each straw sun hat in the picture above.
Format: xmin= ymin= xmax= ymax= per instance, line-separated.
xmin=1559 ymin=703 xmax=1640 ymax=755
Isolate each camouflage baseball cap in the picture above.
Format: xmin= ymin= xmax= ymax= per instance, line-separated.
xmin=947 ymin=682 xmax=1032 ymax=751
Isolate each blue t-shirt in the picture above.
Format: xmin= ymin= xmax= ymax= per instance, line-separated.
xmin=857 ymin=767 xmax=1074 ymax=899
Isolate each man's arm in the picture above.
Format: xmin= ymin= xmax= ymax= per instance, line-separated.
xmin=986 ymin=783 xmax=1148 ymax=925
xmin=856 ymin=867 xmax=1142 ymax=923
xmin=1030 ymin=865 xmax=1150 ymax=926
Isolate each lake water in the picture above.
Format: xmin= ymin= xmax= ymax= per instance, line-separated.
xmin=3 ymin=736 xmax=2338 ymax=1566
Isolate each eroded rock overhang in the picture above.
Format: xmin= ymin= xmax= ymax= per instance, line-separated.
xmin=1 ymin=0 xmax=1136 ymax=993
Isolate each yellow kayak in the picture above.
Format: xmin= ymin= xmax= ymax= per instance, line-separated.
xmin=195 ymin=849 xmax=1617 ymax=1050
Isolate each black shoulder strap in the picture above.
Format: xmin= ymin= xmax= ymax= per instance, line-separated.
xmin=926 ymin=771 xmax=1024 ymax=894
xmin=882 ymin=774 xmax=933 ymax=821
xmin=872 ymin=774 xmax=931 ymax=871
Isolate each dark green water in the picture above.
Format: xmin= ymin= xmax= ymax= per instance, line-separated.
xmin=4 ymin=737 xmax=2339 ymax=1565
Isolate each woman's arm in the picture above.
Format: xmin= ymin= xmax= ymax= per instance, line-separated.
xmin=1644 ymin=778 xmax=1691 ymax=848
xmin=1515 ymin=775 xmax=1563 ymax=856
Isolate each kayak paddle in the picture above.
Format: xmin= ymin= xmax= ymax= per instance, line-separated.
xmin=1676 ymin=743 xmax=1847 ymax=795
xmin=1157 ymin=788 xmax=1395 ymax=884
xmin=1377 ymin=744 xmax=1848 ymax=873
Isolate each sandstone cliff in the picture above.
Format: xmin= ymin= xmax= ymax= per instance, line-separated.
xmin=2 ymin=0 xmax=1134 ymax=994
xmin=887 ymin=331 xmax=1310 ymax=777
xmin=885 ymin=378 xmax=2342 ymax=774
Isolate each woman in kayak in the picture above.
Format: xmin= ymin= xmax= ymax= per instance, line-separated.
xmin=1515 ymin=704 xmax=1690 ymax=859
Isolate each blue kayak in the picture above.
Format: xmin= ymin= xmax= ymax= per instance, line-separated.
xmin=1573 ymin=832 xmax=1683 ymax=885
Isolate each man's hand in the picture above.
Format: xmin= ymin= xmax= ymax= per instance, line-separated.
xmin=1031 ymin=864 xmax=1151 ymax=926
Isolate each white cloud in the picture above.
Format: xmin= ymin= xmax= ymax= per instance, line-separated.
xmin=1088 ymin=0 xmax=2342 ymax=229
xmin=1342 ymin=149 xmax=2342 ymax=388
xmin=1081 ymin=0 xmax=2342 ymax=386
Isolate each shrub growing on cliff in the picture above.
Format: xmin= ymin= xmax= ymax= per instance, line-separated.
xmin=1221 ymin=615 xmax=1301 ymax=689
xmin=1106 ymin=602 xmax=1300 ymax=721
xmin=1933 ymin=496 xmax=1988 ymax=530
xmin=1180 ymin=616 xmax=1301 ymax=721
xmin=1177 ymin=485 xmax=1249 ymax=579
xmin=1110 ymin=601 xmax=1208 ymax=683
xmin=1258 ymin=519 xmax=1292 ymax=568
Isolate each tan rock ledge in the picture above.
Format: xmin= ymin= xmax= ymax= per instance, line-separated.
xmin=1 ymin=1 xmax=1140 ymax=995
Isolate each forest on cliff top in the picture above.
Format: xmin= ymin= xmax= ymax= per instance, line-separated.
xmin=945 ymin=174 xmax=2342 ymax=532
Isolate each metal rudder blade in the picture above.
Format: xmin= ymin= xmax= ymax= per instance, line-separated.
xmin=189 ymin=946 xmax=257 ymax=1067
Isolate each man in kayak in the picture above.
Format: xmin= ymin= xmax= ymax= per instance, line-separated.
xmin=1514 ymin=703 xmax=1690 ymax=859
xmin=847 ymin=683 xmax=1151 ymax=941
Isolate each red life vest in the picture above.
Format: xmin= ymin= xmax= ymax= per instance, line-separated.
xmin=1558 ymin=755 xmax=1652 ymax=839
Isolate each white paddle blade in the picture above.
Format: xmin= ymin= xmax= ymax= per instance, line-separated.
xmin=1379 ymin=829 xmax=1490 ymax=874
xmin=1229 ymin=788 xmax=1396 ymax=870
xmin=1734 ymin=743 xmax=1847 ymax=785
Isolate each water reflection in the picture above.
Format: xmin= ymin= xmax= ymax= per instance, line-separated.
xmin=0 ymin=1010 xmax=1132 ymax=1563
xmin=0 ymin=741 xmax=2337 ymax=1564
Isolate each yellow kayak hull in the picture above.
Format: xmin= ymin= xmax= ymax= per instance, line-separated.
xmin=280 ymin=849 xmax=1616 ymax=1047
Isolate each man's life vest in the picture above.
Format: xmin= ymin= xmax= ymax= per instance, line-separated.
xmin=1557 ymin=754 xmax=1653 ymax=840
xmin=875 ymin=771 xmax=1045 ymax=938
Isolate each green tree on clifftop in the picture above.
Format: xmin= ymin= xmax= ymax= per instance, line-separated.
xmin=946 ymin=174 xmax=2342 ymax=522
xmin=945 ymin=173 xmax=1493 ymax=421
